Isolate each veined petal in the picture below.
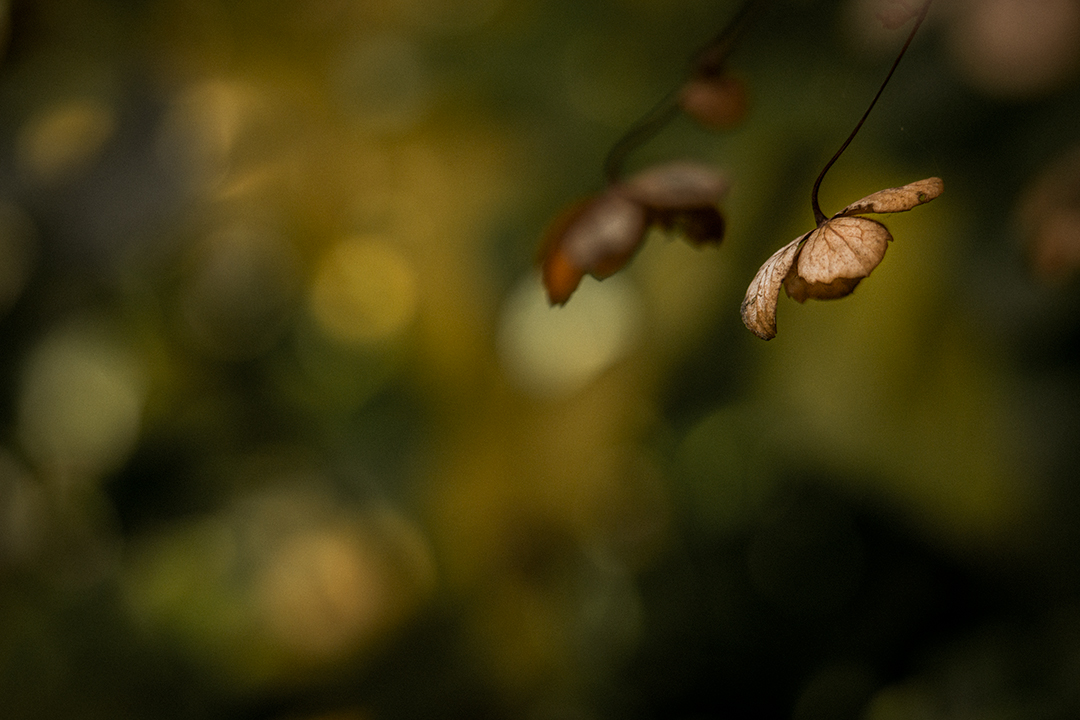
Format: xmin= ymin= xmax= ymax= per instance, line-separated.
xmin=794 ymin=216 xmax=891 ymax=288
xmin=838 ymin=177 xmax=943 ymax=216
xmin=539 ymin=191 xmax=649 ymax=305
xmin=741 ymin=234 xmax=805 ymax=340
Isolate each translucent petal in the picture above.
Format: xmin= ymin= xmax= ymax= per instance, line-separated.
xmin=741 ymin=235 xmax=804 ymax=340
xmin=795 ymin=216 xmax=892 ymax=287
xmin=619 ymin=161 xmax=728 ymax=209
xmin=838 ymin=177 xmax=943 ymax=216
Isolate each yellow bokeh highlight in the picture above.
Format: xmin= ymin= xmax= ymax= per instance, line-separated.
xmin=0 ymin=202 xmax=37 ymax=316
xmin=257 ymin=528 xmax=391 ymax=660
xmin=16 ymin=99 xmax=115 ymax=185
xmin=123 ymin=482 xmax=436 ymax=687
xmin=309 ymin=236 xmax=418 ymax=346
xmin=497 ymin=272 xmax=640 ymax=397
xmin=155 ymin=79 xmax=256 ymax=192
xmin=17 ymin=319 xmax=146 ymax=480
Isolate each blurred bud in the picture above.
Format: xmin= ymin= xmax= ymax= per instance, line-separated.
xmin=1017 ymin=145 xmax=1080 ymax=282
xmin=678 ymin=73 xmax=749 ymax=131
xmin=949 ymin=0 xmax=1080 ymax=98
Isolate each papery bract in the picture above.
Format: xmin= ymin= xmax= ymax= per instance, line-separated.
xmin=740 ymin=235 xmax=804 ymax=340
xmin=741 ymin=177 xmax=943 ymax=339
xmin=540 ymin=192 xmax=648 ymax=305
xmin=620 ymin=161 xmax=729 ymax=209
xmin=623 ymin=160 xmax=729 ymax=247
xmin=786 ymin=216 xmax=892 ymax=301
xmin=838 ymin=177 xmax=943 ymax=215
xmin=657 ymin=205 xmax=726 ymax=246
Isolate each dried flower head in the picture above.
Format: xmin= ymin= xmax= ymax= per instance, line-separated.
xmin=540 ymin=161 xmax=728 ymax=305
xmin=741 ymin=177 xmax=943 ymax=339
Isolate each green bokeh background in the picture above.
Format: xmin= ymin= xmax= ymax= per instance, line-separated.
xmin=2 ymin=1 xmax=1080 ymax=718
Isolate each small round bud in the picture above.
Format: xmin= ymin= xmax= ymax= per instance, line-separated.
xmin=678 ymin=73 xmax=748 ymax=131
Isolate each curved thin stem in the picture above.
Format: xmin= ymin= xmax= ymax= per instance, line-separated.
xmin=810 ymin=0 xmax=932 ymax=225
xmin=602 ymin=0 xmax=760 ymax=184
xmin=688 ymin=0 xmax=762 ymax=78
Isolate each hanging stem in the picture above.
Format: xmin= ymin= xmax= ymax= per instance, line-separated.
xmin=602 ymin=95 xmax=682 ymax=184
xmin=810 ymin=0 xmax=932 ymax=225
xmin=602 ymin=0 xmax=760 ymax=184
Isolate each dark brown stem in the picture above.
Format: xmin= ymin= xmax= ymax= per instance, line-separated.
xmin=603 ymin=96 xmax=681 ymax=184
xmin=602 ymin=0 xmax=760 ymax=184
xmin=687 ymin=0 xmax=762 ymax=77
xmin=810 ymin=0 xmax=932 ymax=225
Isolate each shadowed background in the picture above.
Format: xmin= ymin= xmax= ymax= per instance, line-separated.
xmin=2 ymin=1 xmax=1080 ymax=718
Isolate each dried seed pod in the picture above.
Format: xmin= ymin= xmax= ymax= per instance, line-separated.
xmin=742 ymin=3 xmax=938 ymax=339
